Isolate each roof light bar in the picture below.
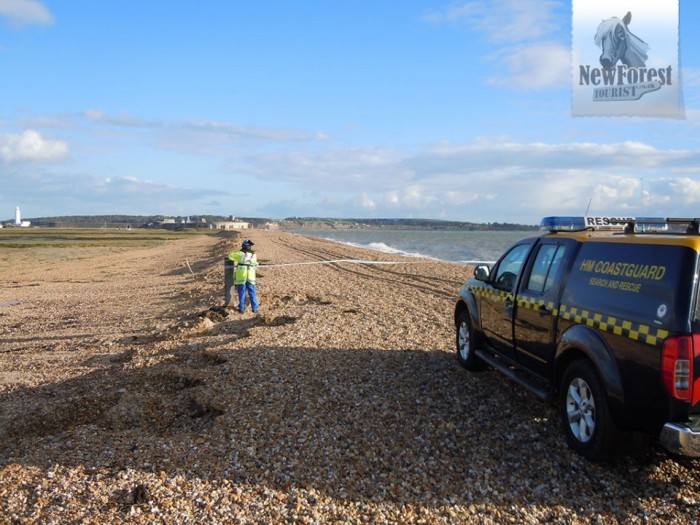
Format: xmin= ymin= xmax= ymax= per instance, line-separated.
xmin=540 ymin=216 xmax=667 ymax=232
xmin=540 ymin=216 xmax=587 ymax=231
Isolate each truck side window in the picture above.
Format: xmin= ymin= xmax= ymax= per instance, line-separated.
xmin=526 ymin=244 xmax=566 ymax=294
xmin=492 ymin=244 xmax=531 ymax=291
xmin=544 ymin=245 xmax=566 ymax=291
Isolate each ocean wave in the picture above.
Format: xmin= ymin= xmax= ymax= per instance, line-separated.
xmin=292 ymin=229 xmax=529 ymax=263
xmin=324 ymin=238 xmax=436 ymax=260
xmin=459 ymin=260 xmax=497 ymax=266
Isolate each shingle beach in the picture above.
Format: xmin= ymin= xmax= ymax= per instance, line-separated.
xmin=1 ymin=230 xmax=699 ymax=524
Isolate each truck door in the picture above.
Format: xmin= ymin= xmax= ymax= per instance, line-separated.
xmin=480 ymin=241 xmax=534 ymax=360
xmin=513 ymin=239 xmax=574 ymax=378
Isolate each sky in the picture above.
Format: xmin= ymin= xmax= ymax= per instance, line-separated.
xmin=1 ymin=0 xmax=699 ymax=225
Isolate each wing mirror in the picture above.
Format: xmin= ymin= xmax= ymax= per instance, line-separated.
xmin=474 ymin=265 xmax=490 ymax=281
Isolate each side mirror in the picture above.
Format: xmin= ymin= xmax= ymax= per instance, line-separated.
xmin=474 ymin=265 xmax=490 ymax=281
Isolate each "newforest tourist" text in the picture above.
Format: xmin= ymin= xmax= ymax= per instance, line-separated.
xmin=579 ymin=64 xmax=673 ymax=101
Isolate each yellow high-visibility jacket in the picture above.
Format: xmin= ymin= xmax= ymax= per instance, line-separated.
xmin=228 ymin=250 xmax=258 ymax=285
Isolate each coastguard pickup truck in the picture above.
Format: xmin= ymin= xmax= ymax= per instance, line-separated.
xmin=454 ymin=216 xmax=700 ymax=460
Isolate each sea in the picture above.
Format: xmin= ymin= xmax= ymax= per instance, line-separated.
xmin=288 ymin=229 xmax=537 ymax=265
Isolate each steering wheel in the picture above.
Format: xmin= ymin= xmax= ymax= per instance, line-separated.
xmin=496 ymin=271 xmax=516 ymax=289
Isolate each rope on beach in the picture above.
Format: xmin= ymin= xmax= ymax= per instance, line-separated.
xmin=224 ymin=259 xmax=436 ymax=270
xmin=0 ymin=299 xmax=30 ymax=307
xmin=224 ymin=259 xmax=490 ymax=270
xmin=261 ymin=259 xmax=437 ymax=268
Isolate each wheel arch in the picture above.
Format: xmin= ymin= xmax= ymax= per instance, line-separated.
xmin=454 ymin=291 xmax=481 ymax=333
xmin=555 ymin=325 xmax=625 ymax=417
xmin=454 ymin=299 xmax=468 ymax=325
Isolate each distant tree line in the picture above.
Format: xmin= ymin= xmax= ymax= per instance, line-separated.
xmin=17 ymin=215 xmax=537 ymax=231
xmin=25 ymin=215 xmax=232 ymax=228
xmin=279 ymin=217 xmax=538 ymax=231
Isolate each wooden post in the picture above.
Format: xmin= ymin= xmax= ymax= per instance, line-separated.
xmin=224 ymin=257 xmax=235 ymax=306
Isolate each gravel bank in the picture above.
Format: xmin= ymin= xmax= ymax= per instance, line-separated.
xmin=1 ymin=230 xmax=699 ymax=524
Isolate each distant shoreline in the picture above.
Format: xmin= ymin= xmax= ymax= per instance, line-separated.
xmin=4 ymin=214 xmax=539 ymax=232
xmin=278 ymin=218 xmax=537 ymax=232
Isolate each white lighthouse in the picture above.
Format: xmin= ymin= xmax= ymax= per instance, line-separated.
xmin=14 ymin=206 xmax=30 ymax=227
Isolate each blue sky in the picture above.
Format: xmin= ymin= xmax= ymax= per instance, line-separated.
xmin=1 ymin=0 xmax=699 ymax=224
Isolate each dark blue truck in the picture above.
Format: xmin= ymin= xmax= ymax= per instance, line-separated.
xmin=454 ymin=216 xmax=700 ymax=460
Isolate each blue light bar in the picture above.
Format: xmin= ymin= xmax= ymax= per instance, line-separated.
xmin=540 ymin=216 xmax=586 ymax=231
xmin=540 ymin=216 xmax=667 ymax=232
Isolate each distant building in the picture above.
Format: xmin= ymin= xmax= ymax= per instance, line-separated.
xmin=213 ymin=221 xmax=249 ymax=230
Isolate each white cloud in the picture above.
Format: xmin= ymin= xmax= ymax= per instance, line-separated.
xmin=18 ymin=113 xmax=77 ymax=130
xmin=81 ymin=109 xmax=326 ymax=143
xmin=661 ymin=177 xmax=700 ymax=204
xmin=0 ymin=0 xmax=53 ymax=27
xmin=385 ymin=186 xmax=437 ymax=209
xmin=0 ymin=130 xmax=68 ymax=162
xmin=5 ymin=117 xmax=700 ymax=222
xmin=487 ymin=42 xmax=571 ymax=89
xmin=444 ymin=190 xmax=486 ymax=206
xmin=83 ymin=109 xmax=151 ymax=128
xmin=2 ymin=169 xmax=227 ymax=217
xmin=425 ymin=1 xmax=569 ymax=91
xmin=356 ymin=193 xmax=377 ymax=211
xmin=233 ymin=147 xmax=407 ymax=189
xmin=682 ymin=67 xmax=700 ymax=88
xmin=228 ymin=137 xmax=700 ymax=221
xmin=229 ymin=139 xmax=700 ymax=196
xmin=425 ymin=0 xmax=565 ymax=44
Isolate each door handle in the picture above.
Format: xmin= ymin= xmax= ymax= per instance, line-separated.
xmin=537 ymin=304 xmax=551 ymax=316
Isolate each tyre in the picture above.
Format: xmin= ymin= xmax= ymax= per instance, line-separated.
xmin=455 ymin=310 xmax=485 ymax=371
xmin=559 ymin=359 xmax=618 ymax=460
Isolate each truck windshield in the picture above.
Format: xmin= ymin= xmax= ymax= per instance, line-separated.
xmin=492 ymin=244 xmax=531 ymax=291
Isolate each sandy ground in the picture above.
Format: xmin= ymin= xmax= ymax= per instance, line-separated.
xmin=0 ymin=230 xmax=699 ymax=524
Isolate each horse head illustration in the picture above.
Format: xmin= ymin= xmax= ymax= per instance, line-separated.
xmin=594 ymin=11 xmax=648 ymax=69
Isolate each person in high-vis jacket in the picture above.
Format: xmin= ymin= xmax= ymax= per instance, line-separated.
xmin=228 ymin=239 xmax=259 ymax=313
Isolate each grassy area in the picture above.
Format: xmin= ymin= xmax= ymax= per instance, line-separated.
xmin=0 ymin=228 xmax=212 ymax=249
xmin=0 ymin=228 xmax=222 ymax=269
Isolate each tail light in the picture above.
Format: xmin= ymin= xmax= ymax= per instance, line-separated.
xmin=662 ymin=335 xmax=700 ymax=404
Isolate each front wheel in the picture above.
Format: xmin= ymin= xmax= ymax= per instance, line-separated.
xmin=559 ymin=359 xmax=618 ymax=461
xmin=455 ymin=310 xmax=485 ymax=371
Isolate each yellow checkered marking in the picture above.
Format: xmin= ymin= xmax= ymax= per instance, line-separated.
xmin=467 ymin=285 xmax=668 ymax=348
xmin=469 ymin=285 xmax=513 ymax=303
xmin=558 ymin=303 xmax=668 ymax=347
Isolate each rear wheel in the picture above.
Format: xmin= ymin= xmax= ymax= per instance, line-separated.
xmin=456 ymin=310 xmax=485 ymax=371
xmin=559 ymin=359 xmax=618 ymax=460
